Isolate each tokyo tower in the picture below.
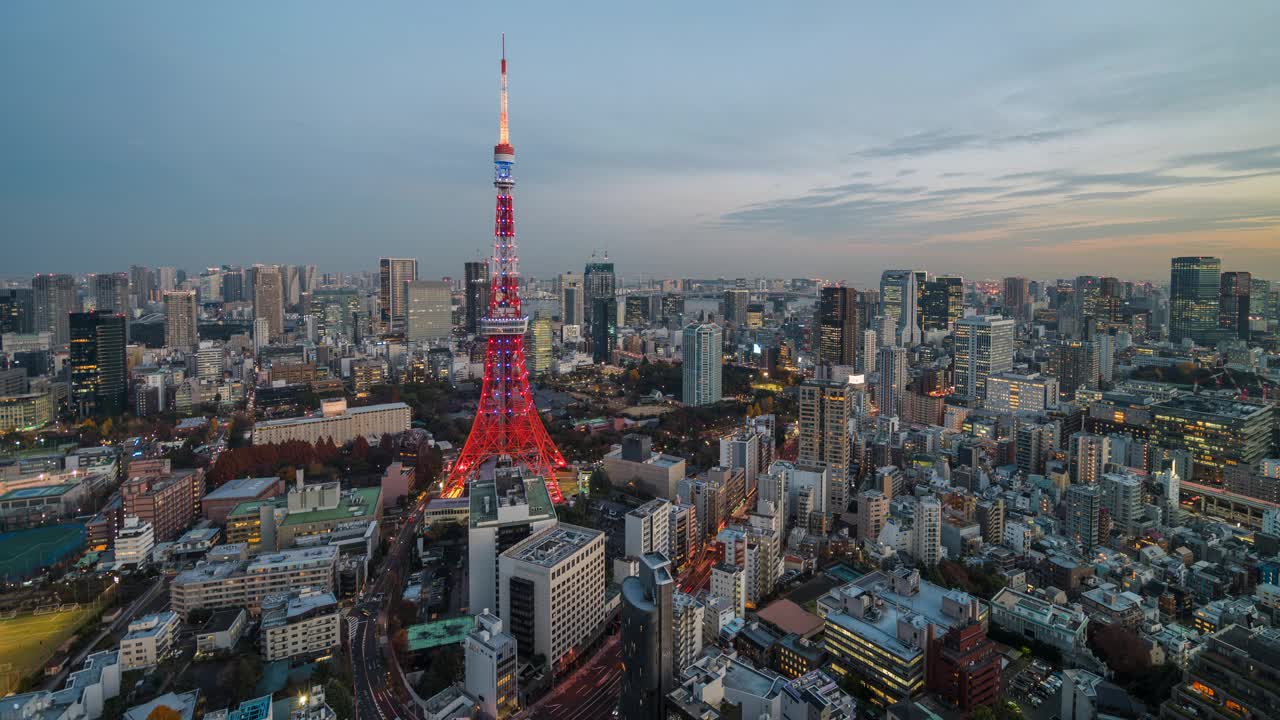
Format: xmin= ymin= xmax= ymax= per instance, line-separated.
xmin=443 ymin=37 xmax=567 ymax=502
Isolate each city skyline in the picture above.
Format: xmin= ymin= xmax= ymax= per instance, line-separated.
xmin=3 ymin=4 xmax=1279 ymax=282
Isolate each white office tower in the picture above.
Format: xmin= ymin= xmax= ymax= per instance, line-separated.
xmin=1101 ymin=472 xmax=1144 ymax=536
xmin=709 ymin=563 xmax=746 ymax=619
xmin=719 ymin=431 xmax=761 ymax=495
xmin=671 ymin=592 xmax=705 ymax=672
xmin=468 ymin=468 xmax=558 ymax=622
xmin=861 ymin=329 xmax=878 ymax=373
xmin=953 ymin=315 xmax=1015 ymax=402
xmin=876 ymin=346 xmax=908 ymax=419
xmin=499 ymin=524 xmax=606 ymax=672
xmin=465 ymin=611 xmax=519 ymax=719
xmin=1156 ymin=469 xmax=1181 ymax=525
xmin=626 ymin=499 xmax=672 ymax=561
xmin=253 ymin=317 xmax=271 ymax=355
xmin=682 ymin=322 xmax=723 ymax=406
xmin=898 ymin=270 xmax=922 ymax=347
xmin=985 ymin=372 xmax=1059 ymax=413
xmin=912 ymin=497 xmax=942 ymax=567
xmin=405 ymin=280 xmax=452 ymax=342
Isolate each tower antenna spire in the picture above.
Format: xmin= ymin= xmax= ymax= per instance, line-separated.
xmin=498 ymin=33 xmax=510 ymax=147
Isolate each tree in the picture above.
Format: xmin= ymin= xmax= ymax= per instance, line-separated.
xmin=146 ymin=707 xmax=182 ymax=720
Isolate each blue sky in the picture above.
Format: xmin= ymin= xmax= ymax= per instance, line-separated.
xmin=2 ymin=2 xmax=1278 ymax=285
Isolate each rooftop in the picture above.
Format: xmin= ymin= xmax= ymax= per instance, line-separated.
xmin=504 ymin=524 xmax=602 ymax=568
xmin=279 ymin=487 xmax=381 ymax=526
xmin=200 ymin=609 xmax=246 ymax=634
xmin=254 ymin=401 xmax=409 ymax=428
xmin=756 ymin=598 xmax=824 ymax=638
xmin=1154 ymin=395 xmax=1273 ymax=420
xmin=990 ymin=587 xmax=1086 ymax=633
xmin=469 ymin=472 xmax=554 ymax=527
xmin=405 ymin=617 xmax=475 ymax=652
xmin=203 ymin=477 xmax=280 ymax=501
xmin=0 ymin=483 xmax=79 ymax=501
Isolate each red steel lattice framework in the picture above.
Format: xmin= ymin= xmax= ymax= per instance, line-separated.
xmin=443 ymin=39 xmax=566 ymax=502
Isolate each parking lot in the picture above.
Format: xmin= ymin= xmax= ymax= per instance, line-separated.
xmin=1008 ymin=659 xmax=1062 ymax=719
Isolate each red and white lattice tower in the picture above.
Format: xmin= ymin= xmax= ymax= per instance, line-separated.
xmin=443 ymin=37 xmax=567 ymax=502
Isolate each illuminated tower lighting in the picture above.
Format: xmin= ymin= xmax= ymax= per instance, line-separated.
xmin=444 ymin=37 xmax=567 ymax=502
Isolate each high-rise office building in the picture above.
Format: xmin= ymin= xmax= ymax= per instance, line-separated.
xmin=584 ymin=260 xmax=616 ymax=328
xmin=1169 ymin=256 xmax=1221 ymax=344
xmin=898 ymin=270 xmax=922 ymax=346
xmin=129 ymin=265 xmax=155 ymax=306
xmin=468 ymin=470 xmax=558 ymax=620
xmin=405 ymin=280 xmax=451 ymax=342
xmin=32 ymin=273 xmax=77 ymax=347
xmin=253 ymin=266 xmax=284 ymax=342
xmin=1046 ymin=339 xmax=1100 ymax=400
xmin=465 ymin=261 xmax=490 ymax=335
xmin=985 ymin=372 xmax=1059 ymax=413
xmin=592 ymin=297 xmax=618 ymax=363
xmin=94 ymin=272 xmax=131 ymax=313
xmin=526 ymin=315 xmax=553 ymax=377
xmin=164 ymin=291 xmax=198 ymax=350
xmin=723 ymin=288 xmax=749 ymax=325
xmin=922 ymin=276 xmax=963 ymax=330
xmin=155 ymin=267 xmax=177 ymax=294
xmin=1002 ymin=276 xmax=1031 ymax=324
xmin=682 ymin=323 xmax=722 ymax=407
xmin=798 ymin=379 xmax=854 ymax=513
xmin=620 ymin=553 xmax=675 ymax=720
xmin=0 ymin=289 xmax=35 ymax=334
xmin=499 ymin=525 xmax=606 ymax=673
xmin=281 ymin=264 xmax=301 ymax=308
xmin=1065 ymin=484 xmax=1101 ymax=551
xmin=221 ymin=269 xmax=244 ymax=303
xmin=1101 ymin=472 xmax=1144 ymax=536
xmin=558 ymin=272 xmax=584 ymax=327
xmin=816 ymin=286 xmax=860 ymax=369
xmin=876 ymin=346 xmax=908 ymax=418
xmin=953 ymin=315 xmax=1014 ymax=402
xmin=69 ymin=311 xmax=127 ymax=417
xmin=1219 ymin=271 xmax=1251 ymax=340
xmin=378 ymin=258 xmax=417 ymax=335
xmin=464 ymin=612 xmax=519 ymax=720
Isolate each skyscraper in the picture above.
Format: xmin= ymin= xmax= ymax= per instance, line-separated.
xmin=1169 ymin=256 xmax=1221 ymax=344
xmin=876 ymin=346 xmax=908 ymax=418
xmin=723 ymin=288 xmax=749 ymax=325
xmin=527 ymin=315 xmax=553 ymax=377
xmin=922 ymin=276 xmax=963 ymax=330
xmin=378 ymin=257 xmax=417 ymax=334
xmin=1047 ymin=340 xmax=1100 ymax=399
xmin=898 ymin=270 xmax=922 ymax=346
xmin=620 ymin=553 xmax=675 ymax=720
xmin=405 ymin=280 xmax=452 ymax=342
xmin=1218 ymin=271 xmax=1251 ymax=340
xmin=557 ymin=272 xmax=584 ymax=326
xmin=164 ymin=290 xmax=199 ymax=350
xmin=129 ymin=265 xmax=154 ymax=306
xmin=914 ymin=496 xmax=942 ymax=567
xmin=282 ymin=264 xmax=301 ymax=308
xmin=1002 ymin=276 xmax=1031 ymax=324
xmin=1066 ymin=483 xmax=1101 ymax=550
xmin=465 ymin=260 xmax=491 ymax=335
xmin=32 ymin=273 xmax=76 ymax=347
xmin=816 ymin=286 xmax=860 ymax=370
xmin=0 ymin=289 xmax=34 ymax=334
xmin=584 ymin=259 xmax=616 ymax=328
xmin=953 ymin=315 xmax=1014 ymax=402
xmin=69 ymin=311 xmax=127 ymax=417
xmin=221 ymin=269 xmax=244 ymax=303
xmin=682 ymin=323 xmax=722 ymax=407
xmin=798 ymin=379 xmax=854 ymax=513
xmin=253 ymin=266 xmax=284 ymax=342
xmin=94 ymin=272 xmax=131 ymax=314
xmin=591 ymin=297 xmax=617 ymax=363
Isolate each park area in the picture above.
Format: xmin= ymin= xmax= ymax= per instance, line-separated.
xmin=0 ymin=523 xmax=87 ymax=582
xmin=0 ymin=603 xmax=98 ymax=695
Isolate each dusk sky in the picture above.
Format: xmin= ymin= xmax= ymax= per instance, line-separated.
xmin=3 ymin=2 xmax=1278 ymax=285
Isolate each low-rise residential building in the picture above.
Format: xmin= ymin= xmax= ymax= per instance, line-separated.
xmin=252 ymin=400 xmax=411 ymax=446
xmin=114 ymin=517 xmax=154 ymax=567
xmin=989 ymin=587 xmax=1089 ymax=657
xmin=195 ymin=609 xmax=248 ymax=657
xmin=261 ymin=590 xmax=341 ymax=662
xmin=119 ymin=611 xmax=180 ymax=671
xmin=1080 ymin=583 xmax=1146 ymax=629
xmin=169 ymin=545 xmax=338 ymax=619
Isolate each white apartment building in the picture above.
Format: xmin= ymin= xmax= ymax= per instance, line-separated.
xmin=260 ymin=590 xmax=340 ymax=662
xmin=625 ymin=499 xmax=671 ymax=561
xmin=710 ymin=563 xmax=746 ymax=619
xmin=115 ymin=517 xmax=154 ymax=567
xmin=169 ymin=545 xmax=338 ymax=619
xmin=498 ymin=524 xmax=606 ymax=674
xmin=672 ymin=592 xmax=706 ymax=672
xmin=913 ymin=497 xmax=942 ymax=567
xmin=119 ymin=611 xmax=180 ymax=670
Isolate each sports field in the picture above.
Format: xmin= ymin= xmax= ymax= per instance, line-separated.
xmin=0 ymin=523 xmax=86 ymax=581
xmin=0 ymin=605 xmax=97 ymax=695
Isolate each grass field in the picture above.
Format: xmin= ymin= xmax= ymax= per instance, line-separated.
xmin=0 ymin=605 xmax=98 ymax=695
xmin=0 ymin=524 xmax=86 ymax=580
